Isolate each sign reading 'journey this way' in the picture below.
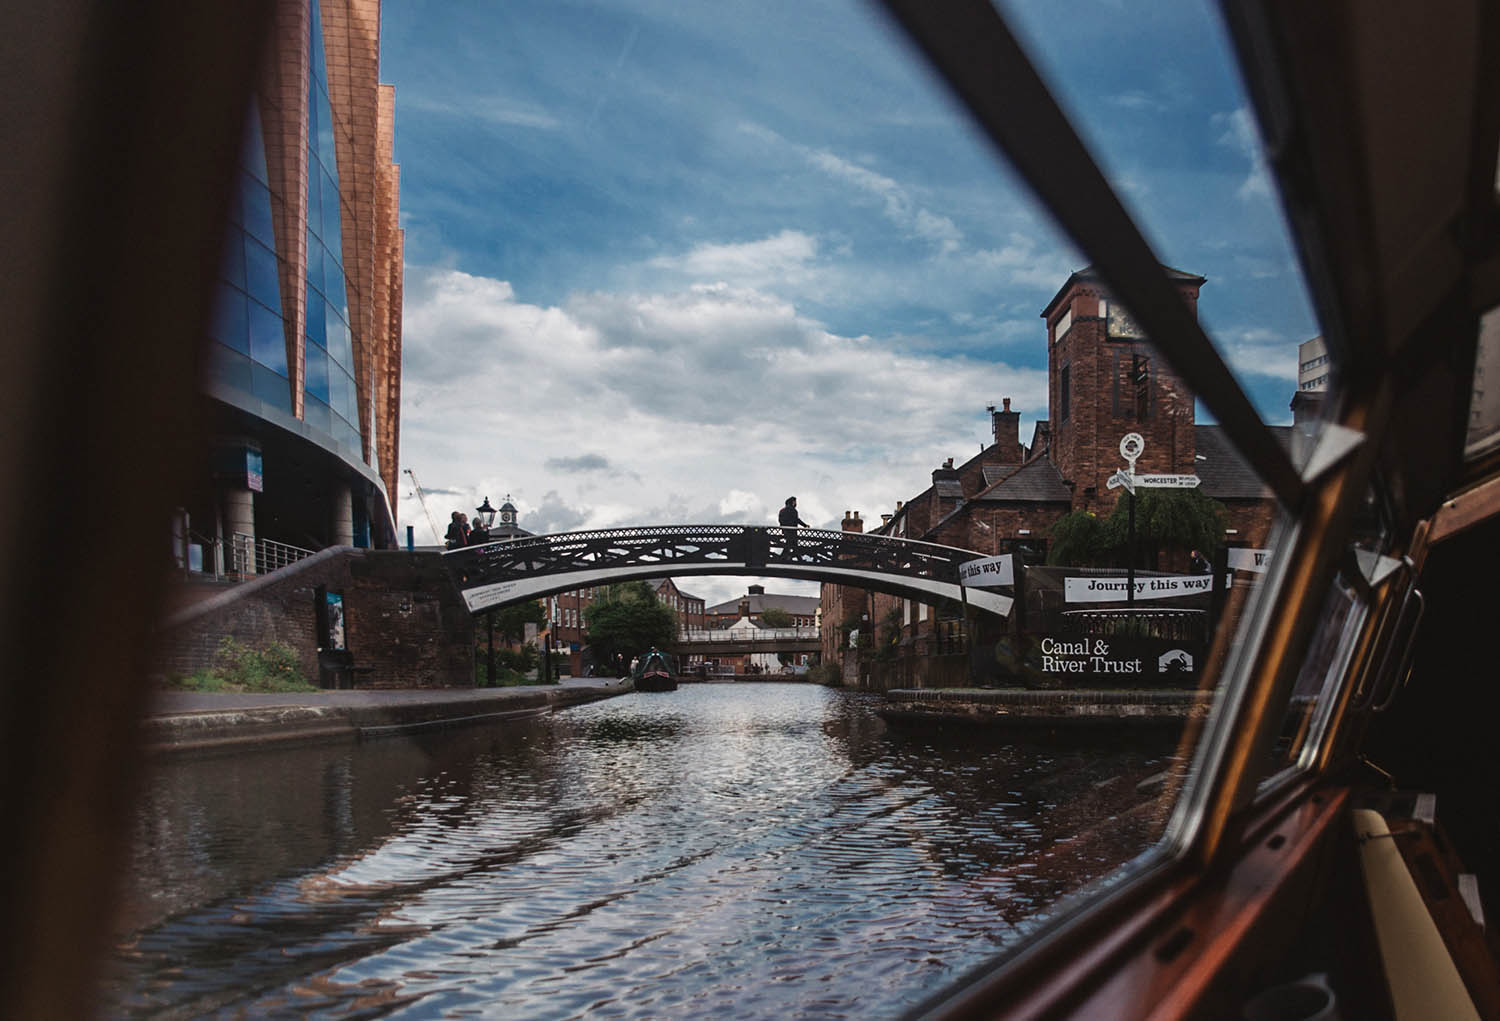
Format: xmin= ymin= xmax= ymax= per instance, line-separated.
xmin=959 ymin=553 xmax=1014 ymax=587
xmin=1064 ymin=573 xmax=1230 ymax=603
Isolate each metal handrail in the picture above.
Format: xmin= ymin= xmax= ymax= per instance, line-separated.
xmin=679 ymin=627 xmax=821 ymax=643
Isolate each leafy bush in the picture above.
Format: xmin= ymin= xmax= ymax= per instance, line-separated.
xmin=806 ymin=662 xmax=843 ymax=687
xmin=173 ymin=637 xmax=315 ymax=692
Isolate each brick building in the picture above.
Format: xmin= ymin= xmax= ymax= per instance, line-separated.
xmin=821 ymin=266 xmax=1286 ymax=686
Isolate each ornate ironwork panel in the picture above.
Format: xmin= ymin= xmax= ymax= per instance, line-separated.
xmin=442 ymin=525 xmax=1013 ymax=618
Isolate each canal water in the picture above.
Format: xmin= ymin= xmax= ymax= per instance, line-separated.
xmin=108 ymin=684 xmax=1180 ymax=1018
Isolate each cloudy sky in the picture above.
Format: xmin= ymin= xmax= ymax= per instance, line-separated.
xmin=381 ymin=0 xmax=1317 ymax=608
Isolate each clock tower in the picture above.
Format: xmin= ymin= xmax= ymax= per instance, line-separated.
xmin=1041 ymin=267 xmax=1204 ymax=512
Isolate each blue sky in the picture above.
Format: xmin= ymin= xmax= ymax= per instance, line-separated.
xmin=382 ymin=0 xmax=1318 ymax=607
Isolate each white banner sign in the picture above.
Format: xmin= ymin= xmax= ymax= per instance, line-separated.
xmin=1132 ymin=473 xmax=1201 ymax=489
xmin=1064 ymin=573 xmax=1229 ymax=603
xmin=959 ymin=553 xmax=1014 ymax=586
xmin=1226 ymin=548 xmax=1272 ymax=573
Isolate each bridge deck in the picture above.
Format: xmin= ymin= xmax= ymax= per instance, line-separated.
xmin=443 ymin=525 xmax=1013 ymax=618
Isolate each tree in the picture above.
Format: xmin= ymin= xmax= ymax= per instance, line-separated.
xmin=583 ymin=581 xmax=679 ymax=667
xmin=759 ymin=606 xmax=794 ymax=628
xmin=1047 ymin=490 xmax=1226 ymax=568
xmin=1104 ymin=488 xmax=1226 ymax=569
xmin=489 ymin=600 xmax=545 ymax=644
xmin=1047 ymin=510 xmax=1111 ymax=566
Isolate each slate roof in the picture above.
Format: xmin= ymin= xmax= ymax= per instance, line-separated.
xmin=981 ymin=464 xmax=1021 ymax=486
xmin=976 ymin=457 xmax=1072 ymax=503
xmin=705 ymin=591 xmax=821 ymax=616
xmin=1194 ymin=424 xmax=1292 ymax=500
xmin=934 ymin=478 xmax=965 ymax=499
xmin=1042 ymin=264 xmax=1207 ymax=317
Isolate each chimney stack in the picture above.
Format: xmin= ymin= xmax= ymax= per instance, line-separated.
xmin=991 ymin=397 xmax=1023 ymax=464
xmin=842 ymin=510 xmax=863 ymax=533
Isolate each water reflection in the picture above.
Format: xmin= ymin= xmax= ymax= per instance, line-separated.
xmin=110 ymin=685 xmax=1177 ymax=1018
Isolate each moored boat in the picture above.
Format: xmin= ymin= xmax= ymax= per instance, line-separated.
xmin=633 ymin=649 xmax=677 ymax=692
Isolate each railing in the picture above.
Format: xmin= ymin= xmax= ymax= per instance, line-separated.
xmin=183 ymin=532 xmax=317 ymax=581
xmin=1059 ymin=608 xmax=1207 ymax=642
xmin=678 ymin=627 xmax=821 ymax=643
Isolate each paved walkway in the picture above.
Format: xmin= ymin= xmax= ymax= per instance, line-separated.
xmin=143 ymin=678 xmax=632 ymax=754
xmin=148 ymin=675 xmax=631 ymax=716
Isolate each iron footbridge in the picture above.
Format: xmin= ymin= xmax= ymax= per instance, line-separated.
xmin=443 ymin=525 xmax=1012 ymax=617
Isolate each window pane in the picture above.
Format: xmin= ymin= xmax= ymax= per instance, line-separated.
xmin=218 ymin=228 xmax=245 ymax=290
xmin=327 ymin=305 xmax=352 ymax=370
xmin=305 ymin=286 xmax=326 ymax=347
xmin=241 ymin=173 xmax=275 ymax=248
xmin=1466 ymin=305 xmax=1500 ymax=459
xmin=322 ymin=173 xmax=343 ymax=257
xmin=303 ymin=394 xmax=332 ymax=435
xmin=209 ymin=285 xmax=248 ymax=353
xmin=305 ymin=235 xmax=324 ymax=298
xmin=304 ymin=340 xmax=330 ymax=402
xmin=244 ymin=238 xmax=281 ymax=311
xmin=995 ymin=0 xmax=1329 ymax=466
xmin=251 ymin=361 xmax=292 ymax=414
xmin=247 ymin=299 xmax=287 ymax=376
xmin=203 ymin=341 xmax=251 ymax=394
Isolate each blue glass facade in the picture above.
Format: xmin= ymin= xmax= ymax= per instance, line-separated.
xmin=207 ymin=102 xmax=294 ymax=414
xmin=204 ymin=0 xmax=362 ymax=455
xmin=194 ymin=0 xmax=400 ymax=553
xmin=304 ymin=0 xmax=362 ymax=455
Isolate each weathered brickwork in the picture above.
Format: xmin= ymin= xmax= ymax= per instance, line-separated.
xmin=821 ymin=266 xmax=1285 ymax=691
xmin=155 ymin=550 xmax=474 ymax=688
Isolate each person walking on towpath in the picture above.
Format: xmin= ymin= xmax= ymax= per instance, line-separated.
xmin=779 ymin=496 xmax=809 ymax=557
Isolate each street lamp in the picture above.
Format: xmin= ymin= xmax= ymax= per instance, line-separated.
xmin=475 ymin=496 xmax=497 ymax=529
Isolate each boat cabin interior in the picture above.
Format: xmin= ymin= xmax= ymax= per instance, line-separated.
xmin=5 ymin=0 xmax=1500 ymax=1017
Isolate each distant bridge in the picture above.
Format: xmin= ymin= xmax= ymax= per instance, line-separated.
xmin=675 ymin=627 xmax=822 ymax=656
xmin=443 ymin=525 xmax=1012 ymax=617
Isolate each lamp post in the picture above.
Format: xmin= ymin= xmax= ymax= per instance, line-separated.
xmin=475 ymin=496 xmax=497 ymax=530
xmin=474 ymin=498 xmax=498 ymax=684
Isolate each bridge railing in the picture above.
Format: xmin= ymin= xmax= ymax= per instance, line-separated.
xmin=678 ymin=627 xmax=820 ymax=643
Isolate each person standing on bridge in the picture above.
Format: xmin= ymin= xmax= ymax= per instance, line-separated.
xmin=445 ymin=511 xmax=469 ymax=550
xmin=779 ymin=496 xmax=809 ymax=557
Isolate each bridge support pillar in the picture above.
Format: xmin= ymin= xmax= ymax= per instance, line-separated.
xmin=222 ymin=486 xmax=255 ymax=575
xmin=330 ymin=482 xmax=354 ymax=547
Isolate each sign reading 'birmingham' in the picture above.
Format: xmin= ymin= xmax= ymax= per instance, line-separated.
xmin=1064 ymin=573 xmax=1228 ymax=603
xmin=959 ymin=553 xmax=1014 ymax=587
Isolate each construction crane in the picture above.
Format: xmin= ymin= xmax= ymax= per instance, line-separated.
xmin=403 ymin=468 xmax=444 ymax=545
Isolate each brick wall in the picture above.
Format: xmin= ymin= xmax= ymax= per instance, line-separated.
xmin=155 ymin=548 xmax=474 ymax=687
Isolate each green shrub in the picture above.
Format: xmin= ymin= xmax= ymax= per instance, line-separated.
xmin=171 ymin=637 xmax=315 ymax=692
xmin=806 ymin=662 xmax=843 ymax=687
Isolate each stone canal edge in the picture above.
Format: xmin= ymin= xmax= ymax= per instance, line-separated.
xmin=879 ymin=687 xmax=1214 ymax=730
xmin=142 ymin=683 xmax=632 ymax=755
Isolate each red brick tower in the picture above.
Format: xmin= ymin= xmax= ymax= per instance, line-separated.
xmin=1040 ymin=267 xmax=1203 ymax=512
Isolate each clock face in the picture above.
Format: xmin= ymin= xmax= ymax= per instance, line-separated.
xmin=1108 ymin=304 xmax=1145 ymax=339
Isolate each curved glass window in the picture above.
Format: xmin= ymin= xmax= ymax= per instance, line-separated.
xmin=304 ymin=0 xmax=360 ymax=448
xmin=205 ymin=98 xmax=291 ymax=414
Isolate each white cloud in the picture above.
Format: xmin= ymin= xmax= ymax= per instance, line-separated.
xmin=1212 ymin=106 xmax=1273 ymax=202
xmin=405 ymin=95 xmax=562 ymax=131
xmin=397 ymin=264 xmax=1049 ymax=591
xmin=1217 ymin=325 xmax=1300 ymax=383
xmin=808 ymin=149 xmax=963 ymax=253
xmin=649 ymin=230 xmax=818 ymax=282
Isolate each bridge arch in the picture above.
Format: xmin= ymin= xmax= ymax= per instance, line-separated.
xmin=442 ymin=525 xmax=1012 ymax=617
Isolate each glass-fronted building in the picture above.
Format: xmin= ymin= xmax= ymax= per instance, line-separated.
xmin=185 ymin=0 xmax=402 ymax=569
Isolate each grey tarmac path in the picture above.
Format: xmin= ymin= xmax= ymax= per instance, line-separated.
xmin=143 ymin=676 xmax=633 ymax=754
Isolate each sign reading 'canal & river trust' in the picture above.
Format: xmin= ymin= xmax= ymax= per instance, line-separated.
xmin=1064 ymin=573 xmax=1230 ymax=603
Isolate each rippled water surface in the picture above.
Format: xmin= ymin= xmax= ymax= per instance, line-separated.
xmin=110 ymin=685 xmax=1178 ymax=1017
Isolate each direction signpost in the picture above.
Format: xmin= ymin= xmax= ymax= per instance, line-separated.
xmin=1110 ymin=434 xmax=1205 ymax=625
xmin=1119 ymin=434 xmax=1144 ymax=617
